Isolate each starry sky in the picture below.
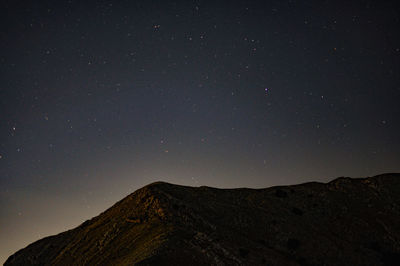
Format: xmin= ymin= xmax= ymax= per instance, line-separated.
xmin=1 ymin=0 xmax=400 ymax=262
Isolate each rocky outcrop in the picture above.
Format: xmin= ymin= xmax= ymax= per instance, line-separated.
xmin=5 ymin=173 xmax=400 ymax=265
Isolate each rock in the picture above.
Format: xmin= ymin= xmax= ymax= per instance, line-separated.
xmin=5 ymin=173 xmax=400 ymax=265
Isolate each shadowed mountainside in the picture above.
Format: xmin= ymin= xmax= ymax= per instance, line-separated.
xmin=5 ymin=173 xmax=400 ymax=265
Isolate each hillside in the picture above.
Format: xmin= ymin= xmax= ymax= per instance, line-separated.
xmin=5 ymin=173 xmax=400 ymax=265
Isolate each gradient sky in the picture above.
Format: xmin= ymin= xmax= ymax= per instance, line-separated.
xmin=1 ymin=0 xmax=400 ymax=262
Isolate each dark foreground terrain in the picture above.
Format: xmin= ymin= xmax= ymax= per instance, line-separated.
xmin=5 ymin=173 xmax=400 ymax=265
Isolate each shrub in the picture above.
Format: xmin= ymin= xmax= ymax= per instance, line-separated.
xmin=291 ymin=207 xmax=304 ymax=216
xmin=239 ymin=248 xmax=250 ymax=258
xmin=275 ymin=189 xmax=288 ymax=198
xmin=287 ymin=238 xmax=301 ymax=250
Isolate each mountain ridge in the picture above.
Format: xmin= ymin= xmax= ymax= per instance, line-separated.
xmin=5 ymin=173 xmax=400 ymax=265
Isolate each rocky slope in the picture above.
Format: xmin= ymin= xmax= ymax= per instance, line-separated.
xmin=5 ymin=173 xmax=400 ymax=265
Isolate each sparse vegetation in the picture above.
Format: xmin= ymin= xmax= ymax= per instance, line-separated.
xmin=5 ymin=174 xmax=400 ymax=266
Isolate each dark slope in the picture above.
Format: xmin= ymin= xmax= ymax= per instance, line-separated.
xmin=5 ymin=173 xmax=400 ymax=266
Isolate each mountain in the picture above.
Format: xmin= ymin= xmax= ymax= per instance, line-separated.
xmin=5 ymin=173 xmax=400 ymax=265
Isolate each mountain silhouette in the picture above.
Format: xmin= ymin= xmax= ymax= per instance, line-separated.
xmin=5 ymin=173 xmax=400 ymax=265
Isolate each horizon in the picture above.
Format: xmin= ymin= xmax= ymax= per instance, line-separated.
xmin=1 ymin=0 xmax=400 ymax=263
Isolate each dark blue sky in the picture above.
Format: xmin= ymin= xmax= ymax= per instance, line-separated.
xmin=1 ymin=0 xmax=399 ymax=262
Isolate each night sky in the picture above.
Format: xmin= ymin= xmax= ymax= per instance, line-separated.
xmin=1 ymin=0 xmax=400 ymax=262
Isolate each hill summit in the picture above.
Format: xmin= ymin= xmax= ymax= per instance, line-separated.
xmin=5 ymin=173 xmax=400 ymax=265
